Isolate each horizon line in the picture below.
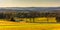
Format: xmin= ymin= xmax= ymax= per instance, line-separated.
xmin=0 ymin=6 xmax=60 ymax=7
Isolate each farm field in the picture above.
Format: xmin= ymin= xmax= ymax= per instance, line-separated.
xmin=0 ymin=21 xmax=60 ymax=30
xmin=0 ymin=17 xmax=60 ymax=30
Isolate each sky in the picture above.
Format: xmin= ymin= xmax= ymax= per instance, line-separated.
xmin=0 ymin=0 xmax=60 ymax=7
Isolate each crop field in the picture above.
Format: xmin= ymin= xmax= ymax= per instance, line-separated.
xmin=0 ymin=17 xmax=60 ymax=30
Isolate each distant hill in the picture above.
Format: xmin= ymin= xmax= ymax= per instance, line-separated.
xmin=0 ymin=7 xmax=60 ymax=13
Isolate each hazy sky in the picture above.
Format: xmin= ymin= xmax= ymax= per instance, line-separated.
xmin=0 ymin=0 xmax=60 ymax=7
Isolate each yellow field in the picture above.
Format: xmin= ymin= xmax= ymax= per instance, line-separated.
xmin=0 ymin=21 xmax=60 ymax=30
xmin=0 ymin=17 xmax=60 ymax=30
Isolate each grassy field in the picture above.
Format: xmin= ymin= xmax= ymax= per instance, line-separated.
xmin=0 ymin=17 xmax=60 ymax=30
xmin=0 ymin=22 xmax=60 ymax=30
xmin=0 ymin=20 xmax=60 ymax=30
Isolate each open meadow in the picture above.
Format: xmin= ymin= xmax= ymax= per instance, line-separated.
xmin=0 ymin=17 xmax=60 ymax=30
